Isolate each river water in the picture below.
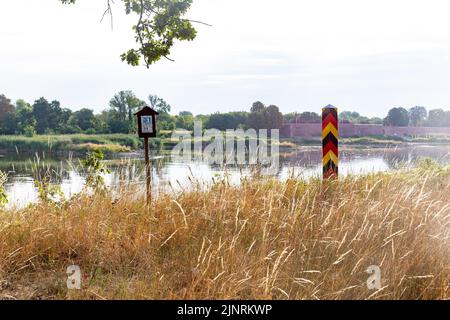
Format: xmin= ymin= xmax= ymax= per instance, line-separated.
xmin=1 ymin=144 xmax=449 ymax=209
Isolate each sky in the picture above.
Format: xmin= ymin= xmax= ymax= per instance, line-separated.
xmin=1 ymin=0 xmax=450 ymax=117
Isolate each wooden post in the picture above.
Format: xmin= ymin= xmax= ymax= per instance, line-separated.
xmin=322 ymin=105 xmax=339 ymax=180
xmin=135 ymin=106 xmax=159 ymax=204
xmin=144 ymin=137 xmax=152 ymax=204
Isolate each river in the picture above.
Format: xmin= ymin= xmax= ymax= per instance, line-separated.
xmin=1 ymin=144 xmax=449 ymax=209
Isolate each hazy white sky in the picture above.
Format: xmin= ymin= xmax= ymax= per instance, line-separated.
xmin=1 ymin=0 xmax=450 ymax=116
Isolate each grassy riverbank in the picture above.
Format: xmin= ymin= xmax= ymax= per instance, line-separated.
xmin=0 ymin=161 xmax=448 ymax=300
xmin=1 ymin=133 xmax=449 ymax=156
xmin=285 ymin=134 xmax=450 ymax=148
xmin=0 ymin=134 xmax=163 ymax=155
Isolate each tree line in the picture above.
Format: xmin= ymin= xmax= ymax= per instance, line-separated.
xmin=285 ymin=106 xmax=450 ymax=127
xmin=0 ymin=92 xmax=449 ymax=136
xmin=0 ymin=93 xmax=283 ymax=136
xmin=383 ymin=106 xmax=450 ymax=127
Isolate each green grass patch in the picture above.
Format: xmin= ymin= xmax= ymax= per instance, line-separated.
xmin=0 ymin=134 xmax=142 ymax=155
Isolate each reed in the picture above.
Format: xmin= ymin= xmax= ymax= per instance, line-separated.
xmin=0 ymin=162 xmax=448 ymax=300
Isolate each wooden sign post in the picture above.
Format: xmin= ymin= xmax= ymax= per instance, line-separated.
xmin=135 ymin=106 xmax=159 ymax=204
xmin=144 ymin=136 xmax=151 ymax=203
xmin=322 ymin=105 xmax=339 ymax=180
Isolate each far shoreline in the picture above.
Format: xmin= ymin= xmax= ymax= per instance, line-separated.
xmin=0 ymin=133 xmax=448 ymax=157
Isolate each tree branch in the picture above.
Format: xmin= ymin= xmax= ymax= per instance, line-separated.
xmin=185 ymin=19 xmax=212 ymax=27
xmin=100 ymin=0 xmax=114 ymax=30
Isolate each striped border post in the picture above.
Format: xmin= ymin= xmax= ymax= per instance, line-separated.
xmin=322 ymin=105 xmax=339 ymax=179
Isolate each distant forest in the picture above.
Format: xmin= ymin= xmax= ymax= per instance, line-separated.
xmin=0 ymin=92 xmax=449 ymax=136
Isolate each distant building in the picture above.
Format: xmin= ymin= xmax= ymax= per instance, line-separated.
xmin=281 ymin=122 xmax=450 ymax=138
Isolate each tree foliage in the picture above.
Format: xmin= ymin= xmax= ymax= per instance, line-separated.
xmin=32 ymin=98 xmax=65 ymax=134
xmin=206 ymin=112 xmax=249 ymax=131
xmin=266 ymin=105 xmax=284 ymax=130
xmin=384 ymin=107 xmax=410 ymax=127
xmin=0 ymin=94 xmax=14 ymax=124
xmin=426 ymin=109 xmax=450 ymax=127
xmin=60 ymin=0 xmax=199 ymax=68
xmin=248 ymin=102 xmax=283 ymax=130
xmin=298 ymin=112 xmax=321 ymax=123
xmin=110 ymin=91 xmax=145 ymax=122
xmin=148 ymin=94 xmax=171 ymax=114
xmin=69 ymin=108 xmax=98 ymax=132
xmin=409 ymin=106 xmax=427 ymax=127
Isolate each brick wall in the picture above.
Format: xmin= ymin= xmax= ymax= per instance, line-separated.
xmin=280 ymin=123 xmax=450 ymax=138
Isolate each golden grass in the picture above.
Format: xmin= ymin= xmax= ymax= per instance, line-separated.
xmin=0 ymin=165 xmax=449 ymax=300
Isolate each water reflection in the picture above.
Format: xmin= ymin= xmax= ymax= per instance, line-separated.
xmin=2 ymin=145 xmax=449 ymax=208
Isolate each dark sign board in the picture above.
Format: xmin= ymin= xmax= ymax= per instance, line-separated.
xmin=135 ymin=106 xmax=159 ymax=138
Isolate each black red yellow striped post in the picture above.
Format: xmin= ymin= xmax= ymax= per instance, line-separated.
xmin=322 ymin=105 xmax=339 ymax=179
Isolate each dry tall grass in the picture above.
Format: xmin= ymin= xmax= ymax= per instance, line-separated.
xmin=0 ymin=163 xmax=449 ymax=300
